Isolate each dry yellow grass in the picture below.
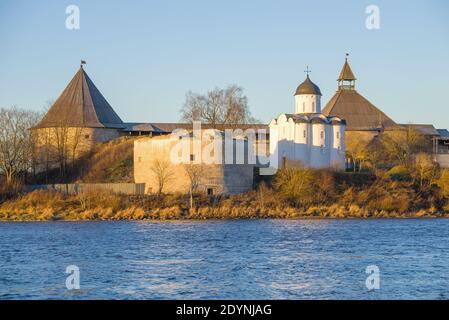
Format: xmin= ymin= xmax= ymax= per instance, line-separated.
xmin=3 ymin=167 xmax=449 ymax=221
xmin=80 ymin=137 xmax=134 ymax=183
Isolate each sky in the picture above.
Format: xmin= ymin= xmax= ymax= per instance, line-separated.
xmin=0 ymin=0 xmax=448 ymax=128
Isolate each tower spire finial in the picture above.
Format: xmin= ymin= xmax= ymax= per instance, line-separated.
xmin=80 ymin=60 xmax=86 ymax=68
xmin=345 ymin=53 xmax=349 ymax=61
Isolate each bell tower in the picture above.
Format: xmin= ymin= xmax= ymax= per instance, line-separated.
xmin=337 ymin=54 xmax=356 ymax=90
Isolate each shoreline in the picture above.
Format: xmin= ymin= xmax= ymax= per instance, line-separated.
xmin=1 ymin=212 xmax=448 ymax=222
xmin=1 ymin=217 xmax=449 ymax=223
xmin=2 ymin=188 xmax=449 ymax=222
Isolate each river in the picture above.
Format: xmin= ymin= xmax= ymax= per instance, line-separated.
xmin=0 ymin=219 xmax=448 ymax=299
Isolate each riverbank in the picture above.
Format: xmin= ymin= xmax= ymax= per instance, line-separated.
xmin=1 ymin=189 xmax=448 ymax=221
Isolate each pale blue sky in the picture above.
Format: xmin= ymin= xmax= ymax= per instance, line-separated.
xmin=1 ymin=0 xmax=448 ymax=127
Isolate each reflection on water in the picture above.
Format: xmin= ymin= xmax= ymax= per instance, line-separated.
xmin=0 ymin=219 xmax=448 ymax=299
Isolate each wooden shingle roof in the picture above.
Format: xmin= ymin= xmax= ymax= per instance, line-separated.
xmin=338 ymin=59 xmax=356 ymax=81
xmin=395 ymin=124 xmax=439 ymax=136
xmin=322 ymin=89 xmax=396 ymax=131
xmin=34 ymin=66 xmax=124 ymax=129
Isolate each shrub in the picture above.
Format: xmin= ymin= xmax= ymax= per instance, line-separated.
xmin=387 ymin=165 xmax=410 ymax=181
xmin=437 ymin=169 xmax=449 ymax=198
xmin=274 ymin=168 xmax=313 ymax=202
xmin=273 ymin=167 xmax=326 ymax=207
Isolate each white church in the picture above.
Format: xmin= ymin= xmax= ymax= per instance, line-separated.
xmin=269 ymin=72 xmax=346 ymax=170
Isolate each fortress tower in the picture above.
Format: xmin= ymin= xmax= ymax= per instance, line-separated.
xmin=32 ymin=63 xmax=125 ymax=170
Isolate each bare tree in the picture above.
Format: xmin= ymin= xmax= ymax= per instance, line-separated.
xmin=51 ymin=120 xmax=85 ymax=180
xmin=346 ymin=138 xmax=369 ymax=172
xmin=150 ymin=158 xmax=174 ymax=194
xmin=183 ymin=163 xmax=205 ymax=209
xmin=36 ymin=100 xmax=54 ymax=182
xmin=70 ymin=127 xmax=85 ymax=168
xmin=38 ymin=128 xmax=55 ymax=183
xmin=180 ymin=85 xmax=257 ymax=127
xmin=379 ymin=127 xmax=427 ymax=167
xmin=28 ymin=123 xmax=40 ymax=180
xmin=0 ymin=107 xmax=40 ymax=189
xmin=53 ymin=122 xmax=70 ymax=179
xmin=222 ymin=85 xmax=256 ymax=126
xmin=414 ymin=152 xmax=439 ymax=191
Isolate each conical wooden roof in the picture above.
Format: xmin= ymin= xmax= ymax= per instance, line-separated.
xmin=338 ymin=58 xmax=356 ymax=81
xmin=322 ymin=89 xmax=396 ymax=131
xmin=34 ymin=66 xmax=124 ymax=129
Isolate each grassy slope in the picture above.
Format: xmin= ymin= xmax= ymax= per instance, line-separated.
xmin=29 ymin=137 xmax=135 ymax=184
xmin=79 ymin=137 xmax=134 ymax=183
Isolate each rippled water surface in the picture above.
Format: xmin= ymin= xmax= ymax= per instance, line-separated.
xmin=0 ymin=219 xmax=448 ymax=299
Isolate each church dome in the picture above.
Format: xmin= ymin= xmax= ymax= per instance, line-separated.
xmin=294 ymin=75 xmax=322 ymax=96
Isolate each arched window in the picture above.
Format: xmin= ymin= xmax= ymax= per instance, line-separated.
xmin=336 ymin=132 xmax=340 ymax=139
xmin=303 ymin=130 xmax=306 ymax=138
xmin=312 ymin=102 xmax=315 ymax=112
xmin=320 ymin=131 xmax=324 ymax=139
xmin=302 ymin=102 xmax=305 ymax=112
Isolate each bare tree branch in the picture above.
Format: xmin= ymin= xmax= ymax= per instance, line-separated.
xmin=150 ymin=158 xmax=174 ymax=194
xmin=180 ymin=85 xmax=257 ymax=127
xmin=0 ymin=107 xmax=40 ymax=187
